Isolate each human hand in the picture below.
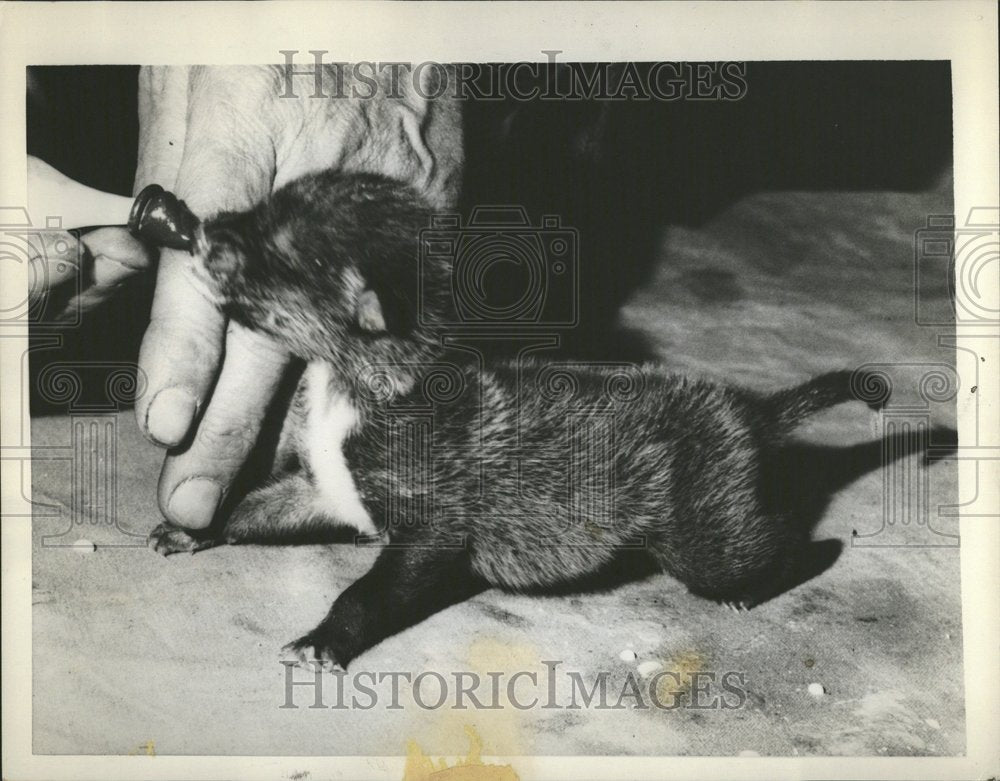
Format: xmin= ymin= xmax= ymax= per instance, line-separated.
xmin=132 ymin=65 xmax=463 ymax=529
xmin=23 ymin=155 xmax=154 ymax=317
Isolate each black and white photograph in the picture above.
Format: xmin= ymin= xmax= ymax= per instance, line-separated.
xmin=1 ymin=3 xmax=997 ymax=780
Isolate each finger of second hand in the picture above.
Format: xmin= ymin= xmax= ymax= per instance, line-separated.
xmin=25 ymin=230 xmax=82 ymax=297
xmin=26 ymin=228 xmax=153 ymax=316
xmin=158 ymin=321 xmax=290 ymax=530
xmin=82 ymin=227 xmax=153 ymax=284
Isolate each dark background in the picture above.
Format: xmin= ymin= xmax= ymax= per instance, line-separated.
xmin=27 ymin=62 xmax=952 ymax=412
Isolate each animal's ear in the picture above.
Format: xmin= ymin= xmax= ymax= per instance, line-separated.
xmin=200 ymin=218 xmax=252 ymax=278
xmin=355 ymin=265 xmax=417 ymax=336
xmin=356 ymin=288 xmax=388 ymax=334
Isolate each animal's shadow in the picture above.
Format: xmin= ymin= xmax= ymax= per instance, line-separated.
xmin=533 ymin=425 xmax=958 ymax=600
xmin=758 ymin=425 xmax=958 ymax=538
xmin=752 ymin=424 xmax=958 ymax=600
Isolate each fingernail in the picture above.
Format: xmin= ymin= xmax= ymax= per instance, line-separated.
xmin=167 ymin=478 xmax=222 ymax=530
xmin=147 ymin=387 xmax=197 ymax=445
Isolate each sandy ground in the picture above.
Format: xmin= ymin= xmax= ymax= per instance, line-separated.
xmin=29 ymin=179 xmax=964 ymax=757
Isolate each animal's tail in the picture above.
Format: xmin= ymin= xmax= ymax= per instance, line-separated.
xmin=760 ymin=368 xmax=890 ymax=437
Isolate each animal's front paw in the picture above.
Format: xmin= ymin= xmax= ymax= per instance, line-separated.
xmin=147 ymin=522 xmax=217 ymax=556
xmin=282 ymin=631 xmax=346 ymax=672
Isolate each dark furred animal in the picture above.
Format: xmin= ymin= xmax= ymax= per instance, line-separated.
xmin=149 ymin=170 xmax=889 ymax=668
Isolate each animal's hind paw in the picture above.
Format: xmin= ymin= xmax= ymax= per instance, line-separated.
xmin=282 ymin=633 xmax=346 ymax=673
xmin=147 ymin=522 xmax=218 ymax=556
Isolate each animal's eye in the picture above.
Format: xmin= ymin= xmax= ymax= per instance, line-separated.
xmin=204 ymin=245 xmax=245 ymax=276
xmin=204 ymin=223 xmax=245 ymax=252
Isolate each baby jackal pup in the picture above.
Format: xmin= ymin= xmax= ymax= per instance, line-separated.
xmin=148 ymin=170 xmax=887 ymax=668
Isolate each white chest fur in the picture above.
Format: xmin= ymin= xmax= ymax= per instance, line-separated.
xmin=303 ymin=362 xmax=377 ymax=536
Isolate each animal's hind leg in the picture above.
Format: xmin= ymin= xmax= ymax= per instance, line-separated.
xmin=286 ymin=544 xmax=486 ymax=669
xmin=687 ymin=571 xmax=787 ymax=614
xmin=148 ymin=473 xmax=323 ymax=555
xmin=219 ymin=472 xmax=329 ymax=543
xmin=647 ymin=508 xmax=794 ymax=613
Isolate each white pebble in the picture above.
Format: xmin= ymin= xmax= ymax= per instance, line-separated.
xmin=72 ymin=539 xmax=96 ymax=554
xmin=637 ymin=660 xmax=663 ymax=678
xmin=807 ymin=682 xmax=826 ymax=697
xmin=737 ymin=750 xmax=760 ymax=757
xmin=925 ymin=718 xmax=940 ymax=730
xmin=619 ymin=649 xmax=637 ymax=663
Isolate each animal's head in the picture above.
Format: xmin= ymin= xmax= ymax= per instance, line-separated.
xmin=190 ymin=171 xmax=455 ymax=396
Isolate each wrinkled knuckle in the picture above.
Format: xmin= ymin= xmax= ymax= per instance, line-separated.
xmin=194 ymin=414 xmax=258 ymax=461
